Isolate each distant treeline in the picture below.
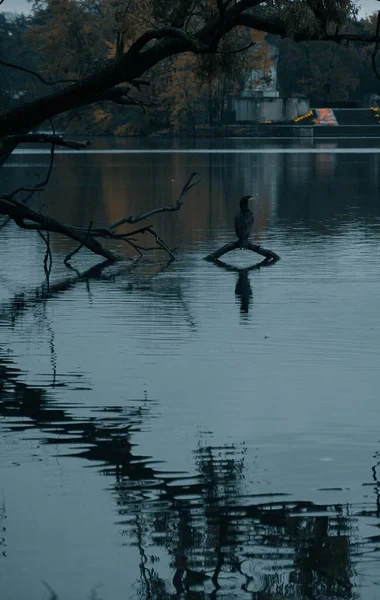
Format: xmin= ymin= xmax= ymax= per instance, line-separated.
xmin=0 ymin=2 xmax=378 ymax=135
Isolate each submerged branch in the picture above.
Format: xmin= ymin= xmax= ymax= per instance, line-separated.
xmin=204 ymin=240 xmax=280 ymax=262
xmin=0 ymin=172 xmax=199 ymax=266
xmin=0 ymin=196 xmax=119 ymax=261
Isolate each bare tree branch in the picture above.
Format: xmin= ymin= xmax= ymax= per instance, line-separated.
xmin=1 ymin=141 xmax=55 ymax=201
xmin=0 ymin=173 xmax=200 ymax=265
xmin=0 ymin=60 xmax=77 ymax=86
xmin=214 ymin=41 xmax=256 ymax=54
xmin=2 ymin=133 xmax=90 ymax=150
xmin=372 ymin=10 xmax=380 ymax=80
xmin=0 ymin=139 xmax=56 ymax=231
xmin=38 ymin=229 xmax=53 ymax=284
xmin=95 ymin=86 xmax=155 ymax=111
xmin=64 ymin=221 xmax=94 ymax=264
xmin=0 ymin=196 xmax=119 ymax=261
xmin=109 ymin=172 xmax=200 ymax=228
xmin=128 ymin=27 xmax=208 ymax=55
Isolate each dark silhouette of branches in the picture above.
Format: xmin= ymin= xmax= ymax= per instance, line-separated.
xmin=0 ymin=59 xmax=77 ymax=86
xmin=0 ymin=173 xmax=200 ymax=264
xmin=205 ymin=239 xmax=280 ymax=262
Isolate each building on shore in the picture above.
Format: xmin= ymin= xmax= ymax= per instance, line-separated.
xmin=233 ymin=42 xmax=310 ymax=123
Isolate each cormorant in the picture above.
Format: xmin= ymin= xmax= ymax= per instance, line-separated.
xmin=235 ymin=195 xmax=254 ymax=248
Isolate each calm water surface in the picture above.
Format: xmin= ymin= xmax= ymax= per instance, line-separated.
xmin=1 ymin=138 xmax=380 ymax=599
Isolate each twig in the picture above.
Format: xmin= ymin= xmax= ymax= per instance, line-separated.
xmin=1 ymin=142 xmax=55 ymax=201
xmin=145 ymin=228 xmax=177 ymax=260
xmin=0 ymin=60 xmax=76 ymax=86
xmin=1 ymin=173 xmax=199 ymax=265
xmin=41 ymin=580 xmax=58 ymax=600
xmin=0 ymin=139 xmax=56 ymax=231
xmin=2 ymin=134 xmax=90 ymax=150
xmin=214 ymin=41 xmax=256 ymax=54
xmin=38 ymin=230 xmax=53 ymax=285
xmin=94 ymin=86 xmax=155 ymax=112
xmin=109 ymin=172 xmax=200 ymax=228
xmin=64 ymin=221 xmax=94 ymax=264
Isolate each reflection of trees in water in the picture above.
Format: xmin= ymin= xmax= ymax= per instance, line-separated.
xmin=0 ymin=351 xmax=361 ymax=599
xmin=278 ymin=152 xmax=380 ymax=234
xmin=131 ymin=445 xmax=356 ymax=599
xmin=0 ymin=492 xmax=6 ymax=559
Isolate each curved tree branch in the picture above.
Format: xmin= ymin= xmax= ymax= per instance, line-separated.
xmin=214 ymin=41 xmax=256 ymax=54
xmin=2 ymin=133 xmax=90 ymax=150
xmin=0 ymin=196 xmax=119 ymax=261
xmin=94 ymin=86 xmax=155 ymax=111
xmin=128 ymin=27 xmax=208 ymax=56
xmin=0 ymin=60 xmax=77 ymax=86
xmin=204 ymin=240 xmax=280 ymax=262
xmin=108 ymin=172 xmax=200 ymax=228
xmin=0 ymin=173 xmax=199 ymax=265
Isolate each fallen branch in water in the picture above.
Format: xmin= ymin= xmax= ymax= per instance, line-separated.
xmin=204 ymin=240 xmax=280 ymax=263
xmin=0 ymin=172 xmax=200 ymax=264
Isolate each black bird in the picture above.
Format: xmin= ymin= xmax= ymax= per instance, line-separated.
xmin=235 ymin=195 xmax=254 ymax=248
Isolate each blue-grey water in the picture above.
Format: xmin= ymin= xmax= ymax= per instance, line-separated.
xmin=1 ymin=137 xmax=380 ymax=600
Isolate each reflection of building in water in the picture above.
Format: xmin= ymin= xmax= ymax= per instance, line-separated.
xmin=315 ymin=144 xmax=338 ymax=176
xmin=235 ymin=151 xmax=281 ymax=235
xmin=284 ymin=152 xmax=313 ymax=187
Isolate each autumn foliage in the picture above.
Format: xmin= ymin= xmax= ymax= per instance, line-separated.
xmin=1 ymin=1 xmax=379 ymax=135
xmin=0 ymin=0 xmax=277 ymax=134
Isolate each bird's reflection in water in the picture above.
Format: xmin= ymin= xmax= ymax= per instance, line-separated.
xmin=214 ymin=256 xmax=273 ymax=318
xmin=235 ymin=269 xmax=252 ymax=314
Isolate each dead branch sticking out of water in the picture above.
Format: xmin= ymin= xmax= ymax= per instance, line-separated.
xmin=204 ymin=240 xmax=280 ymax=263
xmin=0 ymin=172 xmax=200 ymax=265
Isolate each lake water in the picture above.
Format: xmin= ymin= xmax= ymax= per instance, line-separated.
xmin=1 ymin=137 xmax=380 ymax=600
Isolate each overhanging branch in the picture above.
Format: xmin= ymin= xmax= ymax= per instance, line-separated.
xmin=128 ymin=27 xmax=208 ymax=55
xmin=95 ymin=86 xmax=155 ymax=111
xmin=0 ymin=60 xmax=77 ymax=86
xmin=2 ymin=134 xmax=90 ymax=150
